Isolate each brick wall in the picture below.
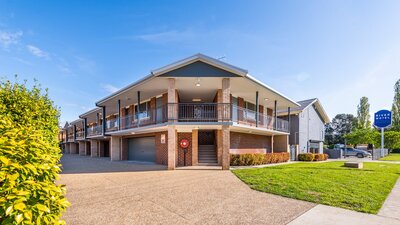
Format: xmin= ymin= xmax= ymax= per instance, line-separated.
xmin=156 ymin=132 xmax=168 ymax=165
xmin=177 ymin=132 xmax=192 ymax=167
xmin=230 ymin=132 xmax=272 ymax=154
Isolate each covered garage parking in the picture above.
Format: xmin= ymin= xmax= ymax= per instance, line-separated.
xmin=127 ymin=136 xmax=156 ymax=163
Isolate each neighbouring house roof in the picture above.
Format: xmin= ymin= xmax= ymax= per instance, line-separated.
xmin=95 ymin=53 xmax=300 ymax=107
xmin=278 ymin=98 xmax=330 ymax=123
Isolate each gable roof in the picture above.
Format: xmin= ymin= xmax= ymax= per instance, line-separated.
xmin=152 ymin=53 xmax=248 ymax=77
xmin=279 ymin=98 xmax=330 ymax=123
xmin=95 ymin=53 xmax=299 ymax=107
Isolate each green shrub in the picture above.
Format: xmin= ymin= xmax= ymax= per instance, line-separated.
xmin=0 ymin=79 xmax=69 ymax=224
xmin=230 ymin=152 xmax=290 ymax=166
xmin=298 ymin=153 xmax=328 ymax=161
xmin=298 ymin=153 xmax=314 ymax=161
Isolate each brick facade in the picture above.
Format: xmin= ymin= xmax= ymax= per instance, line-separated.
xmin=177 ymin=132 xmax=192 ymax=167
xmin=230 ymin=132 xmax=272 ymax=154
xmin=156 ymin=132 xmax=168 ymax=165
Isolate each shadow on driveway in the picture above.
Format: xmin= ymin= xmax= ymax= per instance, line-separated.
xmin=60 ymin=154 xmax=167 ymax=174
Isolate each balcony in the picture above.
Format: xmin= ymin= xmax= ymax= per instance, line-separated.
xmin=76 ymin=130 xmax=84 ymax=140
xmin=232 ymin=105 xmax=289 ymax=132
xmin=89 ymin=103 xmax=289 ymax=134
xmin=87 ymin=125 xmax=102 ymax=137
xmin=168 ymin=103 xmax=231 ymax=122
xmin=67 ymin=133 xmax=74 ymax=141
xmin=120 ymin=105 xmax=167 ymax=130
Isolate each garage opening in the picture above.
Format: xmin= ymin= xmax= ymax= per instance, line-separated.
xmin=128 ymin=136 xmax=156 ymax=163
xmin=86 ymin=141 xmax=91 ymax=156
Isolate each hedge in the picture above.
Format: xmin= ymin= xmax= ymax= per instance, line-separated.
xmin=230 ymin=152 xmax=290 ymax=166
xmin=0 ymin=79 xmax=69 ymax=224
xmin=298 ymin=153 xmax=329 ymax=161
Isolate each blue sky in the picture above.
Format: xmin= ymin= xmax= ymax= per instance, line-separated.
xmin=0 ymin=0 xmax=399 ymax=125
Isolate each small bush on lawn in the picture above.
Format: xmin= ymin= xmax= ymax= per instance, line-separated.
xmin=230 ymin=152 xmax=289 ymax=166
xmin=0 ymin=79 xmax=69 ymax=224
xmin=298 ymin=153 xmax=328 ymax=161
xmin=298 ymin=153 xmax=314 ymax=161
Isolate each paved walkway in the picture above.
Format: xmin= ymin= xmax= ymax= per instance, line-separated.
xmin=59 ymin=154 xmax=314 ymax=225
xmin=379 ymin=178 xmax=400 ymax=220
xmin=288 ymin=204 xmax=400 ymax=225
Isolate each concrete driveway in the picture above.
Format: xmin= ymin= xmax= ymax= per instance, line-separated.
xmin=60 ymin=154 xmax=314 ymax=225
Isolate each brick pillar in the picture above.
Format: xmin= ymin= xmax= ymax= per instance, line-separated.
xmin=78 ymin=141 xmax=86 ymax=156
xmin=168 ymin=126 xmax=176 ymax=170
xmin=192 ymin=129 xmax=198 ymax=166
xmin=217 ymin=130 xmax=222 ymax=166
xmin=222 ymin=78 xmax=230 ymax=170
xmin=168 ymin=78 xmax=176 ymax=122
xmin=221 ymin=125 xmax=230 ymax=170
xmin=271 ymin=135 xmax=274 ymax=153
xmin=90 ymin=139 xmax=98 ymax=157
xmin=167 ymin=78 xmax=177 ymax=170
xmin=111 ymin=136 xmax=121 ymax=161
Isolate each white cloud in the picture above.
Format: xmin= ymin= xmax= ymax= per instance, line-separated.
xmin=129 ymin=29 xmax=195 ymax=43
xmin=0 ymin=30 xmax=23 ymax=48
xmin=101 ymin=84 xmax=119 ymax=93
xmin=295 ymin=72 xmax=311 ymax=82
xmin=26 ymin=45 xmax=50 ymax=59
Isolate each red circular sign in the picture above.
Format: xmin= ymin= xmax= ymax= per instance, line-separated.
xmin=179 ymin=139 xmax=190 ymax=148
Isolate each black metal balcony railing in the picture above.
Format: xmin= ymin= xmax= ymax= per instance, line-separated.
xmin=120 ymin=105 xmax=167 ymax=130
xmin=232 ymin=105 xmax=289 ymax=132
xmin=81 ymin=103 xmax=289 ymax=135
xmin=167 ymin=103 xmax=231 ymax=122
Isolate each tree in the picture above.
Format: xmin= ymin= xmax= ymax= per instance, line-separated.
xmin=356 ymin=96 xmax=371 ymax=129
xmin=344 ymin=129 xmax=380 ymax=147
xmin=392 ymin=79 xmax=400 ymax=131
xmin=325 ymin=114 xmax=356 ymax=145
xmin=0 ymin=78 xmax=69 ymax=224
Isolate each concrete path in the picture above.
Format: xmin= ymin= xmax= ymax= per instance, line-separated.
xmin=379 ymin=178 xmax=400 ymax=220
xmin=287 ymin=204 xmax=400 ymax=225
xmin=59 ymin=154 xmax=314 ymax=225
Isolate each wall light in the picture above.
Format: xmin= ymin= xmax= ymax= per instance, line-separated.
xmin=195 ymin=78 xmax=201 ymax=87
xmin=192 ymin=98 xmax=202 ymax=102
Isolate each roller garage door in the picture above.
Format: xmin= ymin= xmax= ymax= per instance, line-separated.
xmin=128 ymin=137 xmax=156 ymax=162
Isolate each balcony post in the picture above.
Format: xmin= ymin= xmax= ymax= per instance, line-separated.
xmin=137 ymin=91 xmax=141 ymax=124
xmin=255 ymin=91 xmax=259 ymax=127
xmin=73 ymin=124 xmax=76 ymax=142
xmin=84 ymin=118 xmax=87 ymax=139
xmin=288 ymin=107 xmax=291 ymax=134
xmin=117 ymin=99 xmax=121 ymax=130
xmin=102 ymin=106 xmax=106 ymax=135
xmin=274 ymin=100 xmax=277 ymax=130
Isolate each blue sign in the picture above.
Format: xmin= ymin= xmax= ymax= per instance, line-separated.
xmin=374 ymin=110 xmax=392 ymax=128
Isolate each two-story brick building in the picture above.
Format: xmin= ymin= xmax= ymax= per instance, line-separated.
xmin=59 ymin=54 xmax=299 ymax=170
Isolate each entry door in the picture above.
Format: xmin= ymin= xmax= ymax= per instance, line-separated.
xmin=128 ymin=137 xmax=156 ymax=162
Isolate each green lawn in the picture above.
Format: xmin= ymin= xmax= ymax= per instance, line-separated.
xmin=380 ymin=153 xmax=400 ymax=161
xmin=232 ymin=162 xmax=400 ymax=214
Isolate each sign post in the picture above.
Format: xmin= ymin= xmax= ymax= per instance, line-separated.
xmin=374 ymin=110 xmax=392 ymax=159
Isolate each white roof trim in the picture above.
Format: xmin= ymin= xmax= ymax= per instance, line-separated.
xmin=151 ymin=53 xmax=248 ymax=77
xmin=79 ymin=107 xmax=102 ymax=118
